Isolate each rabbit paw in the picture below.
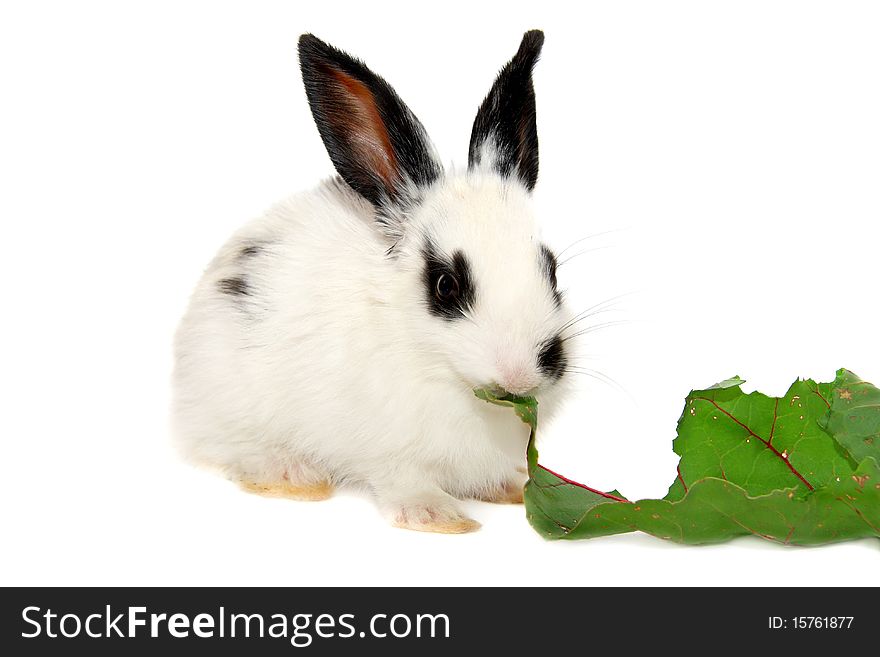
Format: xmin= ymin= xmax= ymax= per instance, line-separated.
xmin=239 ymin=479 xmax=333 ymax=501
xmin=376 ymin=483 xmax=480 ymax=533
xmin=481 ymin=481 xmax=525 ymax=504
xmin=478 ymin=472 xmax=527 ymax=504
xmin=391 ymin=503 xmax=480 ymax=534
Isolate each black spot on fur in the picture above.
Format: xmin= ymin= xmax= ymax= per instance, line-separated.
xmin=539 ymin=244 xmax=562 ymax=307
xmin=218 ymin=277 xmax=249 ymax=297
xmin=298 ymin=34 xmax=441 ymax=208
xmin=468 ymin=30 xmax=543 ymax=191
xmin=422 ymin=239 xmax=475 ymax=320
xmin=239 ymin=244 xmax=262 ymax=258
xmin=537 ymin=334 xmax=566 ymax=381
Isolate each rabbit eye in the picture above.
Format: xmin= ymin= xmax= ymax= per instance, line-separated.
xmin=422 ymin=240 xmax=475 ymax=320
xmin=435 ymin=273 xmax=459 ymax=300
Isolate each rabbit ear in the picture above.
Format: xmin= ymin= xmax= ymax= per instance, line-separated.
xmin=468 ymin=30 xmax=544 ymax=191
xmin=298 ymin=34 xmax=442 ymax=208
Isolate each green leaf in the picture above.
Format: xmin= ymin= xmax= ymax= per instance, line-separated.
xmin=705 ymin=375 xmax=746 ymax=390
xmin=476 ymin=369 xmax=880 ymax=545
xmin=473 ymin=388 xmax=538 ymax=436
xmin=819 ymin=368 xmax=880 ymax=464
xmin=667 ymin=377 xmax=854 ymax=502
xmin=564 ymin=457 xmax=880 ymax=545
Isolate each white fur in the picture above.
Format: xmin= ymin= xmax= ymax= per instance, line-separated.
xmin=172 ymin=169 xmax=573 ymax=527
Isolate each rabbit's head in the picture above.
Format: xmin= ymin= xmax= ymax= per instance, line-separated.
xmin=299 ymin=31 xmax=572 ymax=397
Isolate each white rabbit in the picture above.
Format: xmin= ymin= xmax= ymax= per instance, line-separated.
xmin=172 ymin=30 xmax=575 ymax=533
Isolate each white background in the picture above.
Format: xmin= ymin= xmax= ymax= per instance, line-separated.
xmin=2 ymin=1 xmax=878 ymax=586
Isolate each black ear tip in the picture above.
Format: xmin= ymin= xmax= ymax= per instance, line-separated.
xmin=298 ymin=33 xmax=317 ymax=50
xmin=297 ymin=34 xmax=319 ymax=62
xmin=522 ymin=29 xmax=545 ymax=48
xmin=298 ymin=33 xmax=344 ymax=64
xmin=518 ymin=29 xmax=545 ymax=62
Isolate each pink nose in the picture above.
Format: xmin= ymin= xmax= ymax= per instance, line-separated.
xmin=497 ymin=363 xmax=539 ymax=396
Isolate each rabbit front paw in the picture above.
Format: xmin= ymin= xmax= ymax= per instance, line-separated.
xmin=391 ymin=503 xmax=481 ymax=534
xmin=378 ymin=485 xmax=480 ymax=534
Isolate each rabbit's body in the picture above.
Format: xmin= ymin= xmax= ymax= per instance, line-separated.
xmin=173 ymin=31 xmax=573 ymax=532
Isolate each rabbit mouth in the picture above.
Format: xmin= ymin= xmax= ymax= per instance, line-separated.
xmin=477 ymin=379 xmax=542 ymax=399
xmin=446 ymin=357 xmax=545 ymax=399
xmin=489 ymin=383 xmax=540 ymax=398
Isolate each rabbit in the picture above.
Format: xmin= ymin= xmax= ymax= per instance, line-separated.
xmin=172 ymin=29 xmax=576 ymax=533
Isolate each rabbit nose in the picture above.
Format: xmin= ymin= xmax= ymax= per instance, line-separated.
xmin=495 ymin=363 xmax=540 ymax=397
